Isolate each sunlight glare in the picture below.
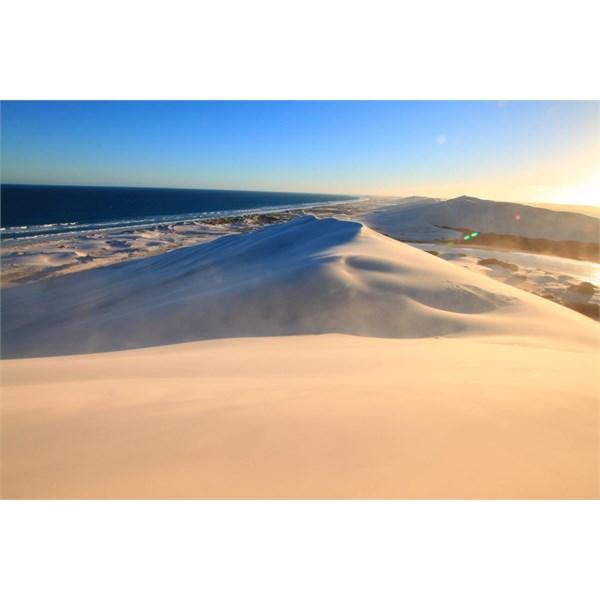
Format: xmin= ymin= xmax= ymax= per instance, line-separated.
xmin=544 ymin=174 xmax=600 ymax=207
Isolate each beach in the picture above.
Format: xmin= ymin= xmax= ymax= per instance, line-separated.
xmin=1 ymin=196 xmax=599 ymax=499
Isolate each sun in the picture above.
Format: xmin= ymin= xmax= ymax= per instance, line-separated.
xmin=544 ymin=174 xmax=600 ymax=207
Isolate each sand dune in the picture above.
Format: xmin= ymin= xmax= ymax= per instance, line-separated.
xmin=363 ymin=195 xmax=599 ymax=242
xmin=2 ymin=334 xmax=598 ymax=499
xmin=2 ymin=216 xmax=598 ymax=499
xmin=2 ymin=216 xmax=596 ymax=358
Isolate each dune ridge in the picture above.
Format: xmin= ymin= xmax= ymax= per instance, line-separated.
xmin=2 ymin=216 xmax=599 ymax=499
xmin=2 ymin=216 xmax=597 ymax=359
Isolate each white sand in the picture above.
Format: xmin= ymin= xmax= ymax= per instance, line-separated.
xmin=3 ymin=195 xmax=597 ymax=308
xmin=0 ymin=221 xmax=235 ymax=287
xmin=0 ymin=197 xmax=376 ymax=288
xmin=1 ymin=216 xmax=599 ymax=498
xmin=2 ymin=335 xmax=598 ymax=499
xmin=410 ymin=243 xmax=600 ymax=305
xmin=3 ymin=217 xmax=596 ymax=357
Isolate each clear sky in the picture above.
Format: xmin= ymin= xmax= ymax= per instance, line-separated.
xmin=1 ymin=100 xmax=598 ymax=205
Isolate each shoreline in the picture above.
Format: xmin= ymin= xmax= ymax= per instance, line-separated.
xmin=2 ymin=196 xmax=598 ymax=321
xmin=0 ymin=196 xmax=385 ymax=288
xmin=0 ymin=192 xmax=370 ymax=241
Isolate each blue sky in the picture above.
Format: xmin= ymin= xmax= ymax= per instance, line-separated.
xmin=1 ymin=100 xmax=598 ymax=204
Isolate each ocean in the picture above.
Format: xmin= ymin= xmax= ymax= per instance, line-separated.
xmin=0 ymin=184 xmax=359 ymax=241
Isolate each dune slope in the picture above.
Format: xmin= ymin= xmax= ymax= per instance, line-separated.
xmin=1 ymin=216 xmax=598 ymax=499
xmin=1 ymin=216 xmax=596 ymax=358
xmin=2 ymin=334 xmax=598 ymax=499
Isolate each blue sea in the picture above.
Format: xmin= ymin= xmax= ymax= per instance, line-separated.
xmin=0 ymin=184 xmax=359 ymax=241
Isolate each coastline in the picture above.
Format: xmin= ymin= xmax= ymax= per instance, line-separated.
xmin=0 ymin=195 xmax=381 ymax=287
xmin=2 ymin=195 xmax=597 ymax=320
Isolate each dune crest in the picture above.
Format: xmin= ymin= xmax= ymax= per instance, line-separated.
xmin=2 ymin=216 xmax=597 ymax=359
xmin=2 ymin=217 xmax=598 ymax=499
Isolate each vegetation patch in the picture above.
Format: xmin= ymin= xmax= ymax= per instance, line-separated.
xmin=477 ymin=258 xmax=519 ymax=272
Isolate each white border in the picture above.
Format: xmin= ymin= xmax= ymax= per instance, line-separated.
xmin=1 ymin=501 xmax=599 ymax=599
xmin=1 ymin=1 xmax=599 ymax=99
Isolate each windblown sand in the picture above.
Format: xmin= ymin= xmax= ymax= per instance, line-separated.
xmin=2 ymin=216 xmax=599 ymax=499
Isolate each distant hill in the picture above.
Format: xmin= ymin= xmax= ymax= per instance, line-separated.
xmin=520 ymin=202 xmax=599 ymax=219
xmin=363 ymin=195 xmax=599 ymax=244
